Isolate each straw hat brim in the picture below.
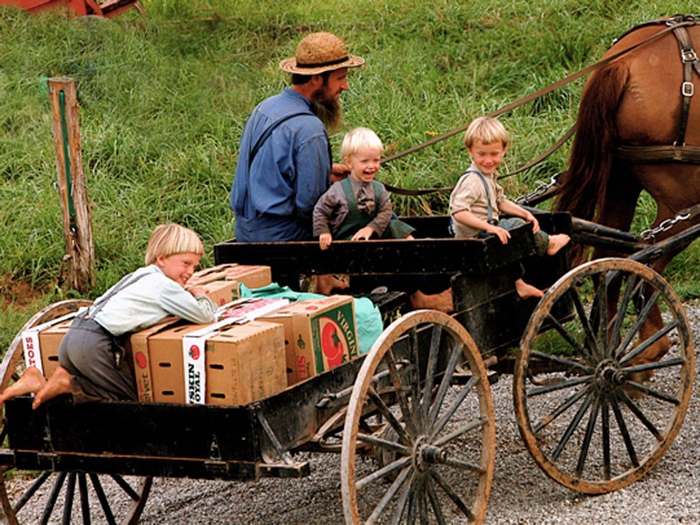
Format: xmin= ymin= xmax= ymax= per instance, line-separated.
xmin=279 ymin=55 xmax=365 ymax=75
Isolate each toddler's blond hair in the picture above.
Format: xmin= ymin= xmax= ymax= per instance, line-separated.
xmin=464 ymin=117 xmax=510 ymax=149
xmin=145 ymin=223 xmax=204 ymax=265
xmin=341 ymin=127 xmax=384 ymax=159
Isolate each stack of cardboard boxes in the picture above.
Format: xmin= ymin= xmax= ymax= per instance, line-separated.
xmin=21 ymin=264 xmax=362 ymax=407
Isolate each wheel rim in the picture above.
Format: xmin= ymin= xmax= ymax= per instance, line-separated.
xmin=0 ymin=300 xmax=153 ymax=524
xmin=514 ymin=258 xmax=694 ymax=494
xmin=341 ymin=310 xmax=495 ymax=524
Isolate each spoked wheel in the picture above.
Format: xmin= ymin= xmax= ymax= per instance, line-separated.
xmin=0 ymin=300 xmax=153 ymax=524
xmin=514 ymin=258 xmax=694 ymax=494
xmin=341 ymin=310 xmax=495 ymax=524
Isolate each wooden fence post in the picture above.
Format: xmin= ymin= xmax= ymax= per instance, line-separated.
xmin=48 ymin=77 xmax=95 ymax=294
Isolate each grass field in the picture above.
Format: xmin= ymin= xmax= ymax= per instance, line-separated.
xmin=1 ymin=0 xmax=698 ymax=352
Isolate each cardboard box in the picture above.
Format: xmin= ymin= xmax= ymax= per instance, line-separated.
xmin=129 ymin=316 xmax=182 ymax=402
xmin=189 ymin=263 xmax=272 ymax=290
xmin=21 ymin=309 xmax=83 ymax=378
xmin=37 ymin=319 xmax=73 ymax=378
xmin=205 ymin=321 xmax=286 ymax=405
xmin=260 ymin=295 xmax=359 ymax=386
xmin=147 ymin=322 xmax=214 ymax=404
xmin=201 ymin=279 xmax=241 ymax=307
xmin=217 ymin=297 xmax=290 ymax=322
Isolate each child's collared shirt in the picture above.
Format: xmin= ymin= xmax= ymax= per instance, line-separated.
xmin=449 ymin=162 xmax=506 ymax=238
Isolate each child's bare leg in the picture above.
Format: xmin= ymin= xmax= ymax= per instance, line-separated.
xmin=546 ymin=234 xmax=571 ymax=256
xmin=313 ymin=274 xmax=350 ymax=295
xmin=0 ymin=366 xmax=47 ymax=405
xmin=32 ymin=366 xmax=72 ymax=409
xmin=515 ymin=279 xmax=545 ymax=299
xmin=409 ymin=289 xmax=454 ymax=314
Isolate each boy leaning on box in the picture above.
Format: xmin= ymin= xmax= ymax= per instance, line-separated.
xmin=0 ymin=224 xmax=217 ymax=408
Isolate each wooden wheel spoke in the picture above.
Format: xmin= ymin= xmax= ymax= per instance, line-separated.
xmin=601 ymin=398 xmax=611 ymax=480
xmin=429 ymin=343 xmax=463 ymax=425
xmin=357 ymin=456 xmax=412 ymax=490
xmin=608 ymin=272 xmax=639 ymax=351
xmin=527 ymin=375 xmax=593 ymax=397
xmin=429 ymin=469 xmax=475 ymax=521
xmin=40 ymin=471 xmax=66 ymax=525
xmin=110 ymin=474 xmax=141 ymax=502
xmin=622 ymin=381 xmax=680 ymax=405
xmin=530 ymin=350 xmax=595 ymax=374
xmin=623 ymin=356 xmax=685 ymax=374
xmin=545 ymin=314 xmax=597 ymax=364
xmin=619 ymin=322 xmax=677 ymax=366
xmin=89 ymin=473 xmax=117 ymax=525
xmin=365 ymin=466 xmax=412 ymax=524
xmin=385 ymin=349 xmax=420 ymax=439
xmin=575 ymin=394 xmax=602 ymax=477
xmin=434 ymin=417 xmax=487 ymax=447
xmin=78 ymin=473 xmax=91 ymax=523
xmin=591 ymin=272 xmax=610 ymax=354
xmin=570 ymin=287 xmax=604 ymax=361
xmin=12 ymin=471 xmax=51 ymax=513
xmin=615 ymin=289 xmax=662 ymax=359
xmin=357 ymin=432 xmax=412 ymax=456
xmin=63 ymin=472 xmax=77 ymax=524
xmin=439 ymin=456 xmax=486 ymax=474
xmin=426 ymin=478 xmax=448 ymax=525
xmin=610 ymin=396 xmax=639 ymax=467
xmin=534 ymin=386 xmax=591 ymax=433
xmin=420 ymin=325 xmax=443 ymax=427
xmin=617 ymin=392 xmax=663 ymax=441
xmin=431 ymin=376 xmax=477 ymax=439
xmin=367 ymin=386 xmax=413 ymax=446
xmin=551 ymin=392 xmax=593 ymax=462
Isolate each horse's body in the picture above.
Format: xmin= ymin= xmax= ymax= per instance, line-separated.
xmin=555 ymin=15 xmax=700 ymax=375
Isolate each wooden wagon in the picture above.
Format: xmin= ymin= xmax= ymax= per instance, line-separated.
xmin=0 ymin=210 xmax=696 ymax=524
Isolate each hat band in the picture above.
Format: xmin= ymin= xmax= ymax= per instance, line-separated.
xmin=296 ymin=55 xmax=349 ymax=69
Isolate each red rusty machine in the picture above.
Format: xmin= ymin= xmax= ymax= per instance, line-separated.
xmin=2 ymin=0 xmax=141 ymax=18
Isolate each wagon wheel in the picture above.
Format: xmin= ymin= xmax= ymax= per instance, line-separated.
xmin=341 ymin=310 xmax=495 ymax=524
xmin=0 ymin=299 xmax=153 ymax=525
xmin=514 ymin=258 xmax=694 ymax=494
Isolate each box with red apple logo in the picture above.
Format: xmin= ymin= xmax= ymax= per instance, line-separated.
xmin=260 ymin=295 xmax=359 ymax=386
xmin=190 ymin=264 xmax=273 ymax=307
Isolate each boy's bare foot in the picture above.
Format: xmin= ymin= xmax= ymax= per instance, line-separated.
xmin=313 ymin=274 xmax=350 ymax=295
xmin=515 ymin=279 xmax=545 ymax=299
xmin=409 ymin=289 xmax=454 ymax=314
xmin=32 ymin=366 xmax=72 ymax=409
xmin=546 ymin=234 xmax=571 ymax=256
xmin=0 ymin=366 xmax=47 ymax=405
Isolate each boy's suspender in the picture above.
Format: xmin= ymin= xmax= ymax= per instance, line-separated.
xmin=464 ymin=169 xmax=498 ymax=225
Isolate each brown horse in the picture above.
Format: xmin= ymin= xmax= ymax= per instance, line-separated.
xmin=555 ymin=15 xmax=700 ymax=378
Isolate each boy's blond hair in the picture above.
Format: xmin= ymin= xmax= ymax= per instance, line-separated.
xmin=341 ymin=127 xmax=384 ymax=159
xmin=463 ymin=117 xmax=510 ymax=149
xmin=145 ymin=223 xmax=204 ymax=265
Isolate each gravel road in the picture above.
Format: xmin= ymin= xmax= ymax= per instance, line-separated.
xmin=7 ymin=303 xmax=700 ymax=524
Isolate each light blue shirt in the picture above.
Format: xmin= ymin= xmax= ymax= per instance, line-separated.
xmin=91 ymin=265 xmax=217 ymax=336
xmin=230 ymin=88 xmax=332 ymax=242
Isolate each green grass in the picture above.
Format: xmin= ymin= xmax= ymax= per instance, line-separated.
xmin=1 ymin=0 xmax=698 ymax=353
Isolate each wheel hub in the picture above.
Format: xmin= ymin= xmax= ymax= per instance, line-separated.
xmin=412 ymin=435 xmax=446 ymax=472
xmin=595 ymin=359 xmax=625 ymax=389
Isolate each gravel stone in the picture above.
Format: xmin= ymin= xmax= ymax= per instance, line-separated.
xmin=7 ymin=303 xmax=700 ymax=524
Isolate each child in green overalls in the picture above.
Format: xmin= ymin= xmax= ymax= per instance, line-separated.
xmin=313 ymin=127 xmax=414 ymax=250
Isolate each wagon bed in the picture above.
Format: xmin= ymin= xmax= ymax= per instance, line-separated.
xmin=0 ymin=210 xmax=695 ymax=524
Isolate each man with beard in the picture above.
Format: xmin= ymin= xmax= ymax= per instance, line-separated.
xmin=230 ymin=32 xmax=364 ymax=243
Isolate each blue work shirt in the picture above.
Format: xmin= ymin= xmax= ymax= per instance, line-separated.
xmin=231 ymin=88 xmax=332 ymax=242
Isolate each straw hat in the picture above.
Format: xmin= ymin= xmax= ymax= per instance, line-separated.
xmin=279 ymin=32 xmax=365 ymax=75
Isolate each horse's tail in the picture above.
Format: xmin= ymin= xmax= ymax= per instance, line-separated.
xmin=555 ymin=60 xmax=630 ymax=221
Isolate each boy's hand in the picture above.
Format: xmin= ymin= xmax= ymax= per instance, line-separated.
xmin=319 ymin=233 xmax=333 ymax=250
xmin=485 ymin=224 xmax=511 ymax=244
xmin=351 ymin=226 xmax=375 ymax=241
xmin=524 ymin=212 xmax=540 ymax=234
xmin=186 ymin=285 xmax=207 ymax=296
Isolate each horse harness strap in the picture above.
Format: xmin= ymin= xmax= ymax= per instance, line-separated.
xmin=671 ymin=21 xmax=700 ymax=146
xmin=616 ymin=15 xmax=700 ymax=164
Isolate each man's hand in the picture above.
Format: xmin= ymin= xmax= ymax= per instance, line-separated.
xmin=331 ymin=163 xmax=350 ymax=183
